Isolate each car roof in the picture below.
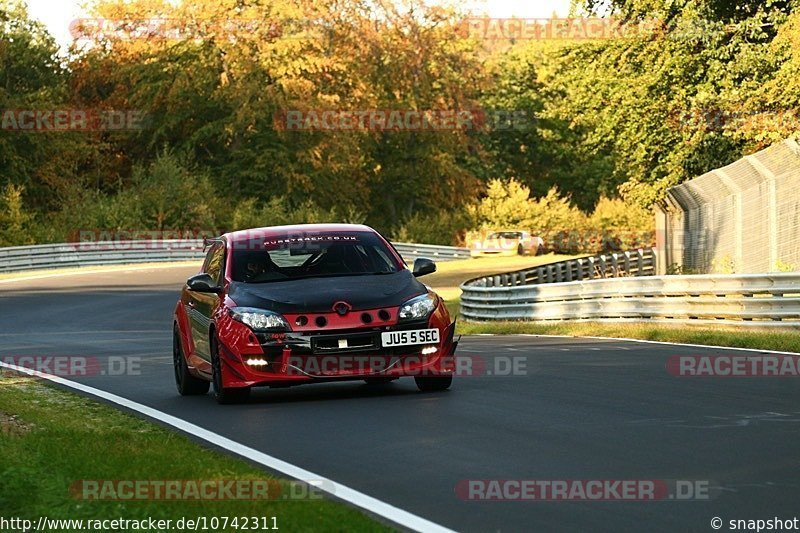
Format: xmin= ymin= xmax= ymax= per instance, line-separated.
xmin=224 ymin=223 xmax=376 ymax=244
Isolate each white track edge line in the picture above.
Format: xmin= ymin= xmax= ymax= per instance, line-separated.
xmin=0 ymin=263 xmax=196 ymax=284
xmin=0 ymin=361 xmax=456 ymax=533
xmin=468 ymin=333 xmax=800 ymax=356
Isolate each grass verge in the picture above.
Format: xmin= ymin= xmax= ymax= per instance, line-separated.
xmin=454 ymin=321 xmax=800 ymax=353
xmin=0 ymin=376 xmax=389 ymax=532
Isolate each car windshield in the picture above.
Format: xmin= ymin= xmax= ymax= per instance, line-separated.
xmin=487 ymin=232 xmax=523 ymax=240
xmin=230 ymin=231 xmax=403 ymax=283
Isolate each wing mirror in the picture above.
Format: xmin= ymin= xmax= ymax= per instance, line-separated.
xmin=412 ymin=257 xmax=436 ymax=278
xmin=186 ymin=273 xmax=222 ymax=294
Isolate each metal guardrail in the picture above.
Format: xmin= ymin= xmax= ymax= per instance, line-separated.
xmin=392 ymin=242 xmax=471 ymax=262
xmin=461 ymin=272 xmax=800 ymax=328
xmin=464 ymin=248 xmax=656 ymax=288
xmin=0 ymin=240 xmax=470 ymax=273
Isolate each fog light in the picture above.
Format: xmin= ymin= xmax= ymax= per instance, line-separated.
xmin=246 ymin=358 xmax=269 ymax=366
xmin=421 ymin=346 xmax=437 ymax=355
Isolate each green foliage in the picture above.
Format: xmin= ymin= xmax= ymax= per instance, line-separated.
xmin=0 ymin=183 xmax=34 ymax=246
xmin=232 ymin=197 xmax=366 ymax=231
xmin=122 ymin=151 xmax=220 ymax=231
xmin=3 ymin=0 xmax=800 ymax=248
xmin=469 ymin=178 xmax=586 ymax=250
xmin=711 ymin=255 xmax=736 ymax=274
xmin=392 ymin=209 xmax=474 ymax=246
xmin=585 ymin=196 xmax=655 ymax=251
xmin=40 ymin=152 xmax=222 ymax=240
xmin=466 ymin=179 xmax=655 ymax=253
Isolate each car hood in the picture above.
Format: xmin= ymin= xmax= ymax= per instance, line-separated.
xmin=227 ymin=270 xmax=429 ymax=313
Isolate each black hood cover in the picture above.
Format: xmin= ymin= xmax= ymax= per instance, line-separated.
xmin=227 ymin=270 xmax=428 ymax=313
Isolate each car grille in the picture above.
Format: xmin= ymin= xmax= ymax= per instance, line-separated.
xmin=311 ymin=332 xmax=378 ymax=353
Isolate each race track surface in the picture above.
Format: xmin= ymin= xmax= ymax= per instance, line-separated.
xmin=2 ymin=267 xmax=799 ymax=532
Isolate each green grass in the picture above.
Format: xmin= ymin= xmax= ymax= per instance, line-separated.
xmin=0 ymin=376 xmax=390 ymax=532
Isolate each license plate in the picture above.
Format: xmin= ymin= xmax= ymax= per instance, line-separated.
xmin=381 ymin=328 xmax=440 ymax=348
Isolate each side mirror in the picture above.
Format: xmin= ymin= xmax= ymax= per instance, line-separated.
xmin=186 ymin=273 xmax=222 ymax=294
xmin=412 ymin=257 xmax=436 ymax=278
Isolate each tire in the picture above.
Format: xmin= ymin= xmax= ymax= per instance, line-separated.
xmin=210 ymin=334 xmax=251 ymax=404
xmin=173 ymin=325 xmax=210 ymax=396
xmin=414 ymin=375 xmax=453 ymax=392
xmin=364 ymin=377 xmax=397 ymax=385
xmin=517 ymin=244 xmax=525 ymax=256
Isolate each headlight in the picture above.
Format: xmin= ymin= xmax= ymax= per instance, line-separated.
xmin=230 ymin=307 xmax=289 ymax=331
xmin=398 ymin=293 xmax=436 ymax=321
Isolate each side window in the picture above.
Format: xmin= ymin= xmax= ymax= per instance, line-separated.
xmin=204 ymin=243 xmax=225 ymax=285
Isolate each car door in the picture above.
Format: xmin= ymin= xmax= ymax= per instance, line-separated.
xmin=187 ymin=241 xmax=225 ymax=372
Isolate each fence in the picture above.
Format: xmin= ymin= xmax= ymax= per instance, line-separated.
xmin=460 ymin=272 xmax=800 ymax=328
xmin=656 ymin=137 xmax=800 ymax=274
xmin=0 ymin=240 xmax=470 ymax=273
xmin=464 ymin=248 xmax=656 ymax=288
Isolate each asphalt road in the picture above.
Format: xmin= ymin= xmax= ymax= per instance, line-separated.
xmin=2 ymin=266 xmax=800 ymax=532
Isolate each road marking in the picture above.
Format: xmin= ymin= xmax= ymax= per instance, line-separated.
xmin=468 ymin=334 xmax=800 ymax=356
xmin=0 ymin=360 xmax=456 ymax=533
xmin=0 ymin=330 xmax=169 ymax=336
xmin=0 ymin=263 xmax=196 ymax=285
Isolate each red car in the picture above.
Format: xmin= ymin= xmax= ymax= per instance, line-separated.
xmin=173 ymin=224 xmax=458 ymax=403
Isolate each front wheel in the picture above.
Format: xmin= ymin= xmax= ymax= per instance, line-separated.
xmin=210 ymin=334 xmax=250 ymax=404
xmin=173 ymin=326 xmax=210 ymax=396
xmin=414 ymin=375 xmax=452 ymax=392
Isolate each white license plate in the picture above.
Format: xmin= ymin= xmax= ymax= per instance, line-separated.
xmin=381 ymin=328 xmax=440 ymax=348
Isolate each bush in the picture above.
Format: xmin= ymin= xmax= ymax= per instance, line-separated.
xmin=0 ymin=184 xmax=34 ymax=246
xmin=40 ymin=151 xmax=224 ymax=240
xmin=391 ymin=209 xmax=473 ymax=245
xmin=467 ymin=179 xmax=656 ymax=254
xmin=583 ymin=197 xmax=655 ymax=253
xmin=468 ymin=178 xmax=586 ymax=251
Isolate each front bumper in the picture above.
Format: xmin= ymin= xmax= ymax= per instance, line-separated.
xmin=470 ymin=248 xmax=518 ymax=257
xmin=216 ymin=312 xmax=457 ymax=388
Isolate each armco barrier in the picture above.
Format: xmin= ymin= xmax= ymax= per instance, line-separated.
xmin=466 ymin=248 xmax=656 ymax=288
xmin=0 ymin=240 xmax=470 ymax=273
xmin=460 ymin=272 xmax=800 ymax=328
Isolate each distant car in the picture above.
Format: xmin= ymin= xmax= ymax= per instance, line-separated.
xmin=469 ymin=230 xmax=543 ymax=257
xmin=173 ymin=223 xmax=458 ymax=403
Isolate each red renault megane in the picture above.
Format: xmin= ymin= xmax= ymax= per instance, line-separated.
xmin=173 ymin=224 xmax=458 ymax=403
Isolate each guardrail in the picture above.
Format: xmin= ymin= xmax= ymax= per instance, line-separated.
xmin=392 ymin=242 xmax=471 ymax=262
xmin=460 ymin=272 xmax=800 ymax=327
xmin=0 ymin=240 xmax=470 ymax=273
xmin=465 ymin=248 xmax=656 ymax=288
